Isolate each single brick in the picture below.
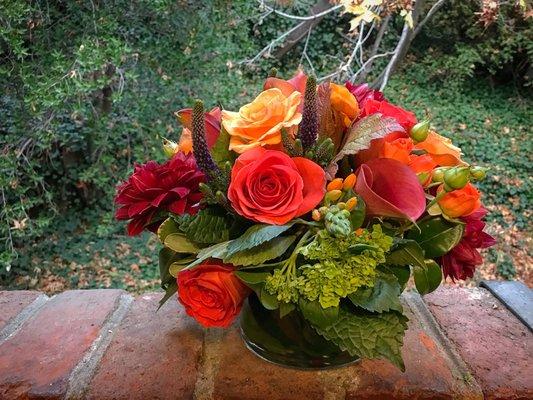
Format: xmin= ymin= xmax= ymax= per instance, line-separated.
xmin=425 ymin=286 xmax=533 ymax=400
xmin=86 ymin=293 xmax=203 ymax=400
xmin=340 ymin=292 xmax=482 ymax=400
xmin=0 ymin=289 xmax=125 ymax=400
xmin=213 ymin=326 xmax=325 ymax=400
xmin=0 ymin=291 xmax=44 ymax=331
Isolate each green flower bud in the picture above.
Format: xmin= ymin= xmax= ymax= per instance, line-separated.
xmin=162 ymin=138 xmax=178 ymax=158
xmin=410 ymin=119 xmax=430 ymax=143
xmin=444 ymin=166 xmax=470 ymax=190
xmin=432 ymin=167 xmax=448 ymax=183
xmin=470 ymin=166 xmax=487 ymax=181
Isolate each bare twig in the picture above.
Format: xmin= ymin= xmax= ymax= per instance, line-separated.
xmin=413 ymin=0 xmax=447 ymax=37
xmin=257 ymin=0 xmax=342 ymax=21
xmin=357 ymin=14 xmax=391 ymax=82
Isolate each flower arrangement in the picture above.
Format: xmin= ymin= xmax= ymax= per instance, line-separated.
xmin=115 ymin=70 xmax=495 ymax=370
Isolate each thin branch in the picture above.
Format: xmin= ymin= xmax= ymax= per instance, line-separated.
xmin=413 ymin=0 xmax=447 ymax=37
xmin=352 ymin=51 xmax=395 ymax=82
xmin=240 ymin=21 xmax=306 ymax=65
xmin=257 ymin=1 xmax=343 ymax=21
xmin=357 ymin=14 xmax=391 ymax=82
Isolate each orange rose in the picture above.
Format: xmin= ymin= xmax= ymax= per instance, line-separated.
xmin=415 ymin=131 xmax=463 ymax=166
xmin=222 ymin=89 xmax=302 ymax=154
xmin=228 ymin=147 xmax=325 ymax=225
xmin=438 ymin=183 xmax=481 ymax=218
xmin=381 ymin=137 xmax=414 ymax=164
xmin=330 ymin=83 xmax=360 ymax=127
xmin=178 ymin=261 xmax=250 ymax=328
xmin=409 ymin=154 xmax=438 ymax=186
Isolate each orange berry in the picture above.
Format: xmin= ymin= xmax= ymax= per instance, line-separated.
xmin=325 ymin=189 xmax=342 ymax=202
xmin=327 ymin=178 xmax=343 ymax=192
xmin=312 ymin=209 xmax=321 ymax=221
xmin=345 ymin=196 xmax=358 ymax=211
xmin=343 ymin=173 xmax=357 ymax=190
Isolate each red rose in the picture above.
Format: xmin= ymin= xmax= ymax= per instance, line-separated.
xmin=361 ymin=99 xmax=417 ymax=131
xmin=228 ymin=147 xmax=326 ymax=225
xmin=177 ymin=261 xmax=250 ymax=328
xmin=115 ymin=152 xmax=205 ymax=236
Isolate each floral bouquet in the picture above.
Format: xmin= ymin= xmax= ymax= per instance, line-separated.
xmin=114 ymin=70 xmax=495 ymax=370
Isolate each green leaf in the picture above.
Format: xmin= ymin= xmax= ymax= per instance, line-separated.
xmin=224 ymin=235 xmax=296 ymax=267
xmin=349 ymin=196 xmax=366 ymax=230
xmin=157 ymin=217 xmax=179 ymax=243
xmin=182 ymin=241 xmax=230 ymax=270
xmin=386 ymin=239 xmax=426 ymax=269
xmin=259 ymin=286 xmax=279 ymax=310
xmin=413 ymin=260 xmax=442 ymax=295
xmin=211 ymin=127 xmax=235 ymax=167
xmin=315 ymin=308 xmax=408 ymax=371
xmin=279 ymin=302 xmax=295 ymax=318
xmin=327 ymin=115 xmax=404 ymax=176
xmin=406 ymin=217 xmax=464 ymax=258
xmin=348 ymin=274 xmax=402 ymax=313
xmin=226 ymin=223 xmax=295 ymax=257
xmin=299 ymin=298 xmax=339 ymax=329
xmin=159 ymin=247 xmax=178 ymax=287
xmin=164 ymin=233 xmax=200 ymax=253
xmin=381 ymin=265 xmax=410 ymax=291
xmin=158 ymin=280 xmax=177 ymax=310
xmin=176 ymin=208 xmax=232 ymax=244
xmin=235 ymin=270 xmax=270 ymax=285
xmin=348 ymin=243 xmax=379 ymax=255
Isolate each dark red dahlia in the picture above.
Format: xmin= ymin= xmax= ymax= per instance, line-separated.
xmin=440 ymin=207 xmax=496 ymax=281
xmin=345 ymin=82 xmax=385 ymax=108
xmin=115 ymin=152 xmax=205 ymax=236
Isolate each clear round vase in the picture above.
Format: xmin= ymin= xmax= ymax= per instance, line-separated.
xmin=240 ymin=294 xmax=359 ymax=369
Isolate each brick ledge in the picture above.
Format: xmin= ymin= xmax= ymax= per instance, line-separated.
xmin=0 ymin=286 xmax=531 ymax=400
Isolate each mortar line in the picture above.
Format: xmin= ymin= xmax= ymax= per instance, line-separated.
xmin=65 ymin=292 xmax=134 ymax=400
xmin=0 ymin=294 xmax=49 ymax=343
xmin=403 ymin=291 xmax=483 ymax=395
xmin=193 ymin=327 xmax=224 ymax=400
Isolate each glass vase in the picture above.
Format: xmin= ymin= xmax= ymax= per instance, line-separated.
xmin=240 ymin=294 xmax=359 ymax=369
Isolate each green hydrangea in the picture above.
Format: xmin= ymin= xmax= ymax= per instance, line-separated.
xmin=265 ymin=267 xmax=300 ymax=304
xmin=296 ymin=225 xmax=393 ymax=308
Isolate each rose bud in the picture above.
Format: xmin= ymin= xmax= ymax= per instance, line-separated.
xmin=410 ymin=119 xmax=430 ymax=143
xmin=444 ymin=166 xmax=470 ymax=190
xmin=162 ymin=138 xmax=178 ymax=158
xmin=470 ymin=166 xmax=487 ymax=181
xmin=432 ymin=167 xmax=448 ymax=183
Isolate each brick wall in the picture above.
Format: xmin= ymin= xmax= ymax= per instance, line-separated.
xmin=0 ymin=286 xmax=531 ymax=400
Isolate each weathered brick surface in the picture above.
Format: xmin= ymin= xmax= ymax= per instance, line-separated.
xmin=86 ymin=293 xmax=203 ymax=400
xmin=0 ymin=287 xmax=531 ymax=399
xmin=0 ymin=289 xmax=125 ymax=400
xmin=341 ymin=294 xmax=482 ymax=400
xmin=213 ymin=326 xmax=325 ymax=400
xmin=0 ymin=290 xmax=44 ymax=331
xmin=210 ymin=292 xmax=481 ymax=400
xmin=425 ymin=286 xmax=533 ymax=400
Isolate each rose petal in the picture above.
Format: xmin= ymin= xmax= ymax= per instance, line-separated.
xmin=292 ymin=157 xmax=326 ymax=216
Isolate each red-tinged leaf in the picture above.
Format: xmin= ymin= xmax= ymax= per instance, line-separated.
xmin=355 ymin=158 xmax=426 ymax=221
xmin=175 ymin=107 xmax=221 ymax=148
xmin=326 ymin=114 xmax=404 ymax=178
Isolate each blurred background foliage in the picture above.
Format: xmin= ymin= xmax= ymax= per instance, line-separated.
xmin=0 ymin=0 xmax=531 ymax=292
